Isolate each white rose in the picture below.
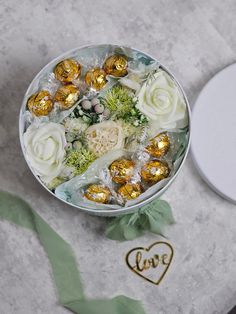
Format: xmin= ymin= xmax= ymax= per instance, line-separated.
xmin=136 ymin=70 xmax=187 ymax=129
xmin=23 ymin=122 xmax=66 ymax=183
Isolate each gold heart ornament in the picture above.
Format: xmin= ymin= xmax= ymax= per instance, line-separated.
xmin=126 ymin=241 xmax=174 ymax=285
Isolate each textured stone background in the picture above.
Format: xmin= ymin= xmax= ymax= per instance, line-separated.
xmin=0 ymin=0 xmax=236 ymax=313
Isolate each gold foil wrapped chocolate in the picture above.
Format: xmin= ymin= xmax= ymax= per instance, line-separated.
xmin=141 ymin=160 xmax=170 ymax=184
xmin=118 ymin=183 xmax=142 ymax=201
xmin=103 ymin=55 xmax=128 ymax=77
xmin=110 ymin=159 xmax=135 ymax=184
xmin=27 ymin=90 xmax=53 ymax=116
xmin=146 ymin=133 xmax=170 ymax=158
xmin=54 ymin=84 xmax=79 ymax=109
xmin=54 ymin=59 xmax=81 ymax=83
xmin=84 ymin=68 xmax=107 ymax=90
xmin=84 ymin=184 xmax=111 ymax=204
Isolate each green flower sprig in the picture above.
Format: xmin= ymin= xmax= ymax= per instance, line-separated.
xmin=121 ymin=106 xmax=148 ymax=126
xmin=65 ymin=148 xmax=96 ymax=176
xmin=102 ymin=85 xmax=148 ymax=126
xmin=102 ymin=85 xmax=134 ymax=116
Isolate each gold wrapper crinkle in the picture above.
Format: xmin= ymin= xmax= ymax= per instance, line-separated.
xmin=103 ymin=55 xmax=128 ymax=77
xmin=84 ymin=68 xmax=107 ymax=90
xmin=146 ymin=132 xmax=170 ymax=158
xmin=27 ymin=90 xmax=53 ymax=116
xmin=109 ymin=159 xmax=135 ymax=184
xmin=84 ymin=184 xmax=111 ymax=204
xmin=54 ymin=59 xmax=81 ymax=83
xmin=54 ymin=84 xmax=79 ymax=110
xmin=141 ymin=160 xmax=170 ymax=184
xmin=118 ymin=183 xmax=142 ymax=201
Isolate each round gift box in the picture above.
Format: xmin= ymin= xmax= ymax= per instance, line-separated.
xmin=19 ymin=44 xmax=191 ymax=216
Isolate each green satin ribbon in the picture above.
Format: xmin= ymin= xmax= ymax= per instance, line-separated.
xmin=0 ymin=191 xmax=146 ymax=314
xmin=106 ymin=199 xmax=175 ymax=241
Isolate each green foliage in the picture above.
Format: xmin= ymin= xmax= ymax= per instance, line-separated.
xmin=121 ymin=106 xmax=148 ymax=126
xmin=103 ymin=85 xmax=148 ymax=126
xmin=72 ymin=107 xmax=100 ymax=125
xmin=65 ymin=148 xmax=96 ymax=176
xmin=103 ymin=85 xmax=135 ymax=117
xmin=47 ymin=177 xmax=65 ymax=190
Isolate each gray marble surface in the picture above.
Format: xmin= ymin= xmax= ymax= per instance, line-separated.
xmin=0 ymin=0 xmax=236 ymax=313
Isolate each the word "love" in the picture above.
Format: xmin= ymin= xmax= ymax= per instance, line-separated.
xmin=134 ymin=251 xmax=171 ymax=272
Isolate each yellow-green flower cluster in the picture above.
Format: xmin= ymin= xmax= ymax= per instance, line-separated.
xmin=103 ymin=85 xmax=135 ymax=118
xmin=65 ymin=148 xmax=96 ymax=176
xmin=103 ymin=85 xmax=148 ymax=126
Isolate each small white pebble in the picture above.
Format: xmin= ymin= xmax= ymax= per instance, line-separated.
xmin=94 ymin=104 xmax=104 ymax=113
xmin=79 ymin=109 xmax=84 ymax=115
xmin=91 ymin=98 xmax=100 ymax=106
xmin=81 ymin=100 xmax=92 ymax=110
